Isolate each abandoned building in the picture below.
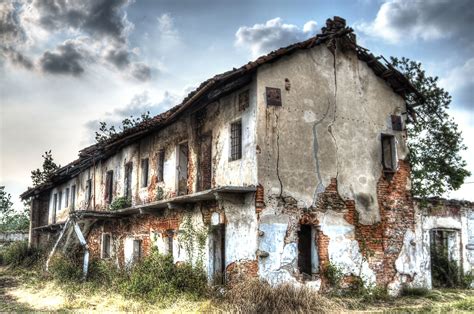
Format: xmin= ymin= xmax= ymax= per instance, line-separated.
xmin=21 ymin=17 xmax=474 ymax=295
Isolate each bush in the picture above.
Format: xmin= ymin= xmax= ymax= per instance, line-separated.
xmin=0 ymin=241 xmax=43 ymax=267
xmin=122 ymin=249 xmax=207 ymax=300
xmin=110 ymin=197 xmax=131 ymax=211
xmin=49 ymin=253 xmax=83 ymax=282
xmin=323 ymin=262 xmax=344 ymax=288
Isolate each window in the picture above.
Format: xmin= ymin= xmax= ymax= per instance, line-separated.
xmin=297 ymin=225 xmax=318 ymax=278
xmin=52 ymin=193 xmax=57 ymax=223
xmin=71 ymin=185 xmax=76 ymax=210
xmin=157 ymin=150 xmax=165 ymax=182
xmin=177 ymin=143 xmax=189 ymax=195
xmin=86 ymin=179 xmax=92 ymax=201
xmin=102 ymin=233 xmax=111 ymax=258
xmin=65 ymin=188 xmax=69 ymax=208
xmin=124 ymin=162 xmax=133 ymax=199
xmin=166 ymin=230 xmax=174 ymax=256
xmin=105 ymin=170 xmax=114 ymax=204
xmin=58 ymin=191 xmax=62 ymax=210
xmin=381 ymin=134 xmax=397 ymax=172
xmin=133 ymin=239 xmax=142 ymax=262
xmin=230 ymin=120 xmax=242 ymax=161
xmin=141 ymin=158 xmax=149 ymax=187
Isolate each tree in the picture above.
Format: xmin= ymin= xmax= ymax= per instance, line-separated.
xmin=391 ymin=57 xmax=471 ymax=198
xmin=31 ymin=150 xmax=60 ymax=187
xmin=0 ymin=186 xmax=29 ymax=231
xmin=95 ymin=111 xmax=151 ymax=143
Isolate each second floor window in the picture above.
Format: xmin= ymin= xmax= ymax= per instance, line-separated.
xmin=381 ymin=134 xmax=397 ymax=172
xmin=71 ymin=185 xmax=76 ymax=209
xmin=157 ymin=150 xmax=165 ymax=182
xmin=52 ymin=193 xmax=57 ymax=222
xmin=105 ymin=170 xmax=114 ymax=204
xmin=65 ymin=188 xmax=69 ymax=208
xmin=86 ymin=179 xmax=92 ymax=201
xmin=58 ymin=191 xmax=62 ymax=210
xmin=230 ymin=120 xmax=242 ymax=161
xmin=141 ymin=158 xmax=149 ymax=187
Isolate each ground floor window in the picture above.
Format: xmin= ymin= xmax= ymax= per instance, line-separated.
xmin=133 ymin=239 xmax=142 ymax=262
xmin=101 ymin=233 xmax=111 ymax=259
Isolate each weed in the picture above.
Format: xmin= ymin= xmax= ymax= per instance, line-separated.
xmin=109 ymin=197 xmax=131 ymax=211
xmin=0 ymin=241 xmax=43 ymax=267
xmin=323 ymin=262 xmax=344 ymax=288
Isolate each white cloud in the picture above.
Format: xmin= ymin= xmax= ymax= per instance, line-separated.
xmin=235 ymin=17 xmax=318 ymax=57
xmin=356 ymin=0 xmax=474 ymax=44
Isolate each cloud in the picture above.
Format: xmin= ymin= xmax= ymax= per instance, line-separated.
xmin=84 ymin=91 xmax=179 ymax=141
xmin=440 ymin=58 xmax=474 ymax=111
xmin=235 ymin=18 xmax=318 ymax=57
xmin=39 ymin=39 xmax=88 ymax=75
xmin=0 ymin=2 xmax=33 ymax=69
xmin=356 ymin=0 xmax=474 ymax=43
xmin=27 ymin=0 xmax=132 ymax=43
xmin=130 ymin=63 xmax=152 ymax=81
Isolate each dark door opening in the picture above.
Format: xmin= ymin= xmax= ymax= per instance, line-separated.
xmin=430 ymin=229 xmax=460 ymax=288
xmin=298 ymin=224 xmax=313 ymax=277
xmin=198 ymin=133 xmax=212 ymax=191
xmin=210 ymin=224 xmax=225 ymax=284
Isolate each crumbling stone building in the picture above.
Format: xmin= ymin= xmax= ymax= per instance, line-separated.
xmin=21 ymin=17 xmax=474 ymax=294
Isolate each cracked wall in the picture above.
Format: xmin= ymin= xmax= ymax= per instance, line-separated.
xmin=254 ymin=43 xmax=412 ymax=291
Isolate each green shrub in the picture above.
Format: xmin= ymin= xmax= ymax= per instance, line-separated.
xmin=324 ymin=262 xmax=344 ymax=288
xmin=110 ymin=197 xmax=131 ymax=211
xmin=49 ymin=253 xmax=83 ymax=282
xmin=0 ymin=241 xmax=43 ymax=267
xmin=122 ymin=248 xmax=207 ymax=300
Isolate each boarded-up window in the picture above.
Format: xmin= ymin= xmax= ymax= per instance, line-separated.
xmin=124 ymin=162 xmax=133 ymax=199
xmin=133 ymin=239 xmax=142 ymax=262
xmin=65 ymin=188 xmax=69 ymax=208
xmin=198 ymin=134 xmax=212 ymax=191
xmin=157 ymin=149 xmax=165 ymax=182
xmin=141 ymin=158 xmax=149 ymax=187
xmin=230 ymin=121 xmax=242 ymax=161
xmin=102 ymin=233 xmax=111 ymax=259
xmin=105 ymin=170 xmax=114 ymax=204
xmin=381 ymin=134 xmax=397 ymax=171
xmin=71 ymin=185 xmax=76 ymax=210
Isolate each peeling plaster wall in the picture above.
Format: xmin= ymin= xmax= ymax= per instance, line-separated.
xmin=254 ymin=44 xmax=412 ymax=290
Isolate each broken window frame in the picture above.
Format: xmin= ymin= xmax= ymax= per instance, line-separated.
xmin=381 ymin=134 xmax=397 ymax=173
xmin=105 ymin=170 xmax=114 ymax=204
xmin=141 ymin=158 xmax=149 ymax=188
xmin=101 ymin=233 xmax=112 ymax=259
xmin=230 ymin=120 xmax=242 ymax=161
xmin=157 ymin=149 xmax=165 ymax=182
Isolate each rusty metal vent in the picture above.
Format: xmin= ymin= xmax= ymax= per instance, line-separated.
xmin=266 ymin=87 xmax=282 ymax=106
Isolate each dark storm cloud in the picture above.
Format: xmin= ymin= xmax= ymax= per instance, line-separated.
xmin=358 ymin=0 xmax=474 ymax=43
xmin=130 ymin=63 xmax=152 ymax=81
xmin=31 ymin=0 xmax=131 ymax=43
xmin=105 ymin=47 xmax=130 ymax=69
xmin=39 ymin=40 xmax=87 ymax=76
xmin=235 ymin=18 xmax=317 ymax=57
xmin=0 ymin=2 xmax=33 ymax=70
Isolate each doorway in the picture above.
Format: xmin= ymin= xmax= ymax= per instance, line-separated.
xmin=209 ymin=224 xmax=225 ymax=284
xmin=430 ymin=229 xmax=461 ymax=287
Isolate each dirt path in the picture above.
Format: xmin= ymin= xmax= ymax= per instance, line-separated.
xmin=0 ymin=267 xmax=34 ymax=311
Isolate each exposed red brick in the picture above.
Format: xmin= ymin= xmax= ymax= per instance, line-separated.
xmin=226 ymin=260 xmax=258 ymax=284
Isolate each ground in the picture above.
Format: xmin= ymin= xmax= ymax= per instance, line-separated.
xmin=0 ymin=266 xmax=473 ymax=312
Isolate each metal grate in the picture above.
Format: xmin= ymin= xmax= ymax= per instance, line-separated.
xmin=230 ymin=121 xmax=242 ymax=161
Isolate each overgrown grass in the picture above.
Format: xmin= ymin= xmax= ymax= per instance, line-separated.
xmin=0 ymin=241 xmax=43 ymax=268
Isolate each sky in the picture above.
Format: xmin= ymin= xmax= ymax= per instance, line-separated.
xmin=1 ymin=0 xmax=473 ymax=209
